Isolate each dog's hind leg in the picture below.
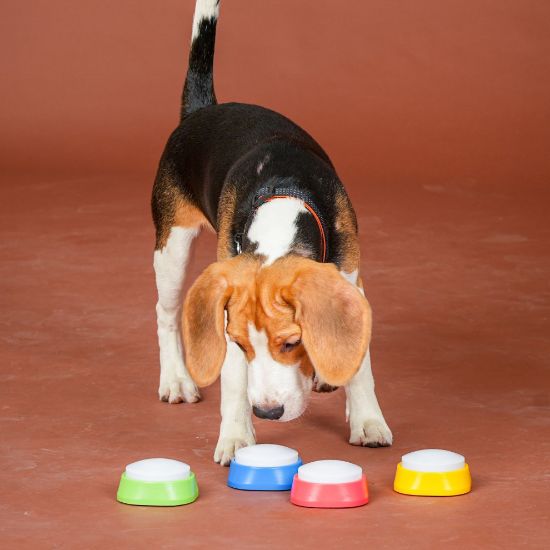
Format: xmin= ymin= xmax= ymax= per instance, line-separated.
xmin=152 ymin=171 xmax=207 ymax=403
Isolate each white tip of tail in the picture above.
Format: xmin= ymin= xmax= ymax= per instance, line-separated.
xmin=192 ymin=0 xmax=220 ymax=41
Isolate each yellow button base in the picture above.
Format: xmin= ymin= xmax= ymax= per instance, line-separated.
xmin=393 ymin=462 xmax=472 ymax=496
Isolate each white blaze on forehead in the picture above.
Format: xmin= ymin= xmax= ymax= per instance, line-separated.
xmin=247 ymin=324 xmax=283 ymax=371
xmin=247 ymin=198 xmax=307 ymax=266
xmin=246 ymin=323 xmax=311 ymax=420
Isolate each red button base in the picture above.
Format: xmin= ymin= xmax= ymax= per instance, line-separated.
xmin=290 ymin=474 xmax=369 ymax=508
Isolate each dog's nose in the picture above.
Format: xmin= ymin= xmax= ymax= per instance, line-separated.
xmin=252 ymin=405 xmax=285 ymax=420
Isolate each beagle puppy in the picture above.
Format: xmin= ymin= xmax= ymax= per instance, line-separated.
xmin=152 ymin=0 xmax=392 ymax=465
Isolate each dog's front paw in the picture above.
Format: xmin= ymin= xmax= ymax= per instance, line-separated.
xmin=158 ymin=376 xmax=201 ymax=404
xmin=349 ymin=418 xmax=393 ymax=448
xmin=214 ymin=432 xmax=256 ymax=466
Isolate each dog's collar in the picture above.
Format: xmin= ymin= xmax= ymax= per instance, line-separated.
xmin=234 ymin=185 xmax=328 ymax=262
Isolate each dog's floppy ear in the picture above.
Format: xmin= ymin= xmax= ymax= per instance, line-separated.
xmin=183 ymin=262 xmax=231 ymax=387
xmin=282 ymin=260 xmax=371 ymax=387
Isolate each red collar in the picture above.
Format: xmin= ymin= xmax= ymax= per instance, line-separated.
xmin=235 ymin=185 xmax=329 ymax=263
xmin=259 ymin=195 xmax=327 ymax=262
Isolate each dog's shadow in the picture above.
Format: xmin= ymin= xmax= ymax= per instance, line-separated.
xmin=300 ymin=390 xmax=348 ymax=440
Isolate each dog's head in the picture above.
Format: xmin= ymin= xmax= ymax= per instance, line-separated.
xmin=183 ymin=255 xmax=371 ymax=421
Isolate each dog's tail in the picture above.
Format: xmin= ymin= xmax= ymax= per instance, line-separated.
xmin=181 ymin=0 xmax=220 ymax=119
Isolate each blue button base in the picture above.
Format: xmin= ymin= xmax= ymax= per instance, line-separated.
xmin=227 ymin=458 xmax=302 ymax=491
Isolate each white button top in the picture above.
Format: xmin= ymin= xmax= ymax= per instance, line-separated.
xmin=402 ymin=449 xmax=465 ymax=473
xmin=125 ymin=458 xmax=191 ymax=482
xmin=234 ymin=444 xmax=299 ymax=467
xmin=297 ymin=460 xmax=363 ymax=484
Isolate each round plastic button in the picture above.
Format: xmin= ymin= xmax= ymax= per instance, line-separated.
xmin=125 ymin=458 xmax=191 ymax=482
xmin=394 ymin=449 xmax=472 ymax=496
xmin=297 ymin=460 xmax=363 ymax=484
xmin=291 ymin=460 xmax=369 ymax=508
xmin=234 ymin=444 xmax=299 ymax=467
xmin=401 ymin=449 xmax=465 ymax=473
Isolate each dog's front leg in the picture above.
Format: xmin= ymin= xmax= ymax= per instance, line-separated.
xmin=214 ymin=340 xmax=256 ymax=465
xmin=345 ymin=349 xmax=393 ymax=447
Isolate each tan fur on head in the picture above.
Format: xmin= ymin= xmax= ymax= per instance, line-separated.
xmin=182 ymin=255 xmax=259 ymax=387
xmin=183 ymin=255 xmax=371 ymax=388
xmin=261 ymin=257 xmax=371 ymax=386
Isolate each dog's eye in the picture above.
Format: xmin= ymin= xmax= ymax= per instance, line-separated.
xmin=281 ymin=339 xmax=301 ymax=353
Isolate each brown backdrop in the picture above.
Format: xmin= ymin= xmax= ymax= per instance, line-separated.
xmin=2 ymin=2 xmax=550 ymax=548
xmin=2 ymin=0 xmax=549 ymax=187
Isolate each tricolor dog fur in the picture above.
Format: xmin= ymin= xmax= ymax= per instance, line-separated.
xmin=152 ymin=0 xmax=392 ymax=465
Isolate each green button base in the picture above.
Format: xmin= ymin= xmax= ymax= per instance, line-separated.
xmin=117 ymin=472 xmax=199 ymax=506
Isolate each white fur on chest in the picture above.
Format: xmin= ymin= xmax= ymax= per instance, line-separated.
xmin=246 ymin=198 xmax=307 ymax=266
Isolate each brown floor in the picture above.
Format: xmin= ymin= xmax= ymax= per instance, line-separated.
xmin=1 ymin=174 xmax=549 ymax=549
xmin=2 ymin=0 xmax=550 ymax=547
